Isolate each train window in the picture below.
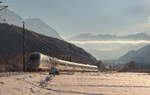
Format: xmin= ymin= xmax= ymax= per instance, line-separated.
xmin=30 ymin=54 xmax=41 ymax=60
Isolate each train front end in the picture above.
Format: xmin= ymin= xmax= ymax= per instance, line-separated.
xmin=27 ymin=53 xmax=41 ymax=71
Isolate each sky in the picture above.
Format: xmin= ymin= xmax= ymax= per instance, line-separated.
xmin=2 ymin=0 xmax=150 ymax=39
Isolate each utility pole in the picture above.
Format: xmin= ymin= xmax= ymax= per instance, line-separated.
xmin=69 ymin=44 xmax=71 ymax=62
xmin=69 ymin=56 xmax=71 ymax=62
xmin=22 ymin=21 xmax=26 ymax=72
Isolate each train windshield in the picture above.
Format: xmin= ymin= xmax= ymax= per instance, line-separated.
xmin=29 ymin=54 xmax=41 ymax=60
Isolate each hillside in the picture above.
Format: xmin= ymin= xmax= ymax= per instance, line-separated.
xmin=0 ymin=23 xmax=96 ymax=71
xmin=118 ymin=44 xmax=150 ymax=68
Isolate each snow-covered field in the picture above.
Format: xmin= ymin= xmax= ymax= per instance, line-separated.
xmin=0 ymin=72 xmax=150 ymax=95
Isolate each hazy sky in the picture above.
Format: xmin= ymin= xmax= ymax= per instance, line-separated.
xmin=2 ymin=0 xmax=150 ymax=38
xmin=2 ymin=0 xmax=150 ymax=59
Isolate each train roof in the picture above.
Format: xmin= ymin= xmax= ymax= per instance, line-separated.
xmin=58 ymin=59 xmax=97 ymax=68
xmin=50 ymin=57 xmax=97 ymax=69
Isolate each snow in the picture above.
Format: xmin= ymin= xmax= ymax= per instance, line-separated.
xmin=0 ymin=72 xmax=150 ymax=95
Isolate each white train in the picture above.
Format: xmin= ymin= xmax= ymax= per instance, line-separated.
xmin=27 ymin=52 xmax=98 ymax=72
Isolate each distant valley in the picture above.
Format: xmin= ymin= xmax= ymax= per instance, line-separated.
xmin=69 ymin=33 xmax=150 ymax=60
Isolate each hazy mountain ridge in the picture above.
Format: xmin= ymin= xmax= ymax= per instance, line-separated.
xmin=70 ymin=33 xmax=150 ymax=41
xmin=25 ymin=18 xmax=62 ymax=39
xmin=0 ymin=9 xmax=23 ymax=26
xmin=118 ymin=44 xmax=150 ymax=67
xmin=0 ymin=23 xmax=97 ymax=71
xmin=0 ymin=9 xmax=61 ymax=39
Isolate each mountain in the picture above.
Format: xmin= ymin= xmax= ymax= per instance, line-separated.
xmin=122 ymin=33 xmax=150 ymax=40
xmin=70 ymin=33 xmax=150 ymax=41
xmin=0 ymin=23 xmax=97 ymax=71
xmin=0 ymin=9 xmax=61 ymax=39
xmin=118 ymin=44 xmax=150 ymax=67
xmin=70 ymin=33 xmax=117 ymax=41
xmin=118 ymin=50 xmax=137 ymax=63
xmin=25 ymin=18 xmax=62 ymax=39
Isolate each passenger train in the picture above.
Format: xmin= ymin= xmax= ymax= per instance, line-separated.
xmin=27 ymin=52 xmax=98 ymax=72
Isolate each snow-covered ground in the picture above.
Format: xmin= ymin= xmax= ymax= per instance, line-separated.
xmin=0 ymin=72 xmax=150 ymax=95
